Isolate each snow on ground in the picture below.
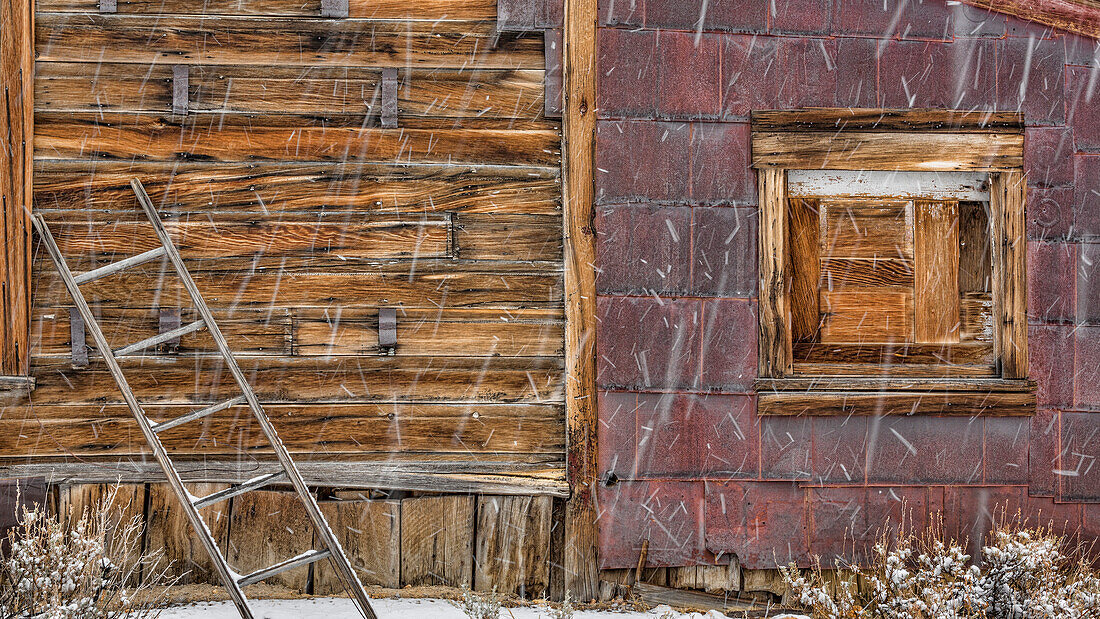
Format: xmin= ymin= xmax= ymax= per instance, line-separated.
xmin=157 ymin=597 xmax=810 ymax=619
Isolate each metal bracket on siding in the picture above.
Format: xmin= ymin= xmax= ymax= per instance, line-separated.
xmin=320 ymin=0 xmax=348 ymax=18
xmin=172 ymin=66 xmax=189 ymax=116
xmin=69 ymin=308 xmax=88 ymax=368
xmin=378 ymin=307 xmax=397 ymax=355
xmin=99 ymin=0 xmax=116 ymax=13
xmin=159 ymin=307 xmax=182 ymax=353
xmin=381 ymin=68 xmax=398 ymax=129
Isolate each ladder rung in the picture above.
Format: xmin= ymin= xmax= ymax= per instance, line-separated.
xmin=72 ymin=246 xmax=167 ymax=285
xmin=238 ymin=549 xmax=332 ymax=587
xmin=192 ymin=470 xmax=285 ymax=510
xmin=113 ymin=319 xmax=206 ymax=358
xmin=151 ymin=395 xmax=246 ymax=435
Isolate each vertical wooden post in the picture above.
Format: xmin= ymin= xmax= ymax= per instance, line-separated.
xmin=0 ymin=0 xmax=33 ymax=375
xmin=562 ymin=0 xmax=599 ymax=602
xmin=757 ymin=168 xmax=791 ymax=377
xmin=990 ymin=171 xmax=1028 ymax=379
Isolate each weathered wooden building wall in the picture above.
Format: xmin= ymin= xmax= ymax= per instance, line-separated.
xmin=5 ymin=0 xmax=567 ymax=497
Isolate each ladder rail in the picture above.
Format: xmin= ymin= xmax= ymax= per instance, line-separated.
xmin=129 ymin=180 xmax=379 ymax=619
xmin=30 ymin=214 xmax=256 ymax=619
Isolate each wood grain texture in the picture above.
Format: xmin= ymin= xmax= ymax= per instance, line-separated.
xmin=36 ymin=64 xmax=547 ymax=120
xmin=758 ymin=168 xmax=790 ymax=377
xmin=756 ymin=376 xmax=1036 ymax=392
xmin=819 ymin=291 xmax=913 ymax=343
xmin=401 ymin=495 xmax=475 ymax=587
xmin=562 ymin=0 xmax=599 ymax=601
xmin=36 ymin=0 xmax=498 ymax=20
xmin=144 ymin=482 xmax=231 ymax=584
xmin=27 ymin=356 xmax=565 ymax=404
xmin=314 ymin=499 xmax=401 ymax=591
xmin=34 ymin=162 xmax=561 ymax=216
xmin=958 ymin=201 xmax=992 ymax=294
xmin=34 ymin=113 xmax=560 ymax=166
xmin=751 ymin=131 xmax=1024 ymax=171
xmin=787 ymin=198 xmax=819 ymax=342
xmin=990 ymin=172 xmax=1028 ymax=379
xmin=820 ymin=258 xmax=913 ymax=289
xmin=32 ymin=262 xmax=564 ymax=310
xmin=35 ymin=16 xmax=544 ymax=69
xmin=793 ymin=341 xmax=994 ymax=368
xmin=0 ymin=0 xmax=33 ymax=375
xmin=913 ymin=200 xmax=960 ymax=344
xmin=474 ymin=495 xmax=552 ymax=598
xmin=759 ymin=390 xmax=1036 ymax=416
xmin=44 ymin=217 xmax=453 ymax=262
xmin=820 ymin=200 xmax=912 ymax=260
xmin=960 ymin=0 xmax=1100 ymax=40
xmin=3 ymin=404 xmax=564 ymax=457
xmin=227 ymin=490 xmax=314 ymax=590
xmin=751 ymin=109 xmax=1024 ymax=133
xmin=3 ymin=460 xmax=569 ymax=496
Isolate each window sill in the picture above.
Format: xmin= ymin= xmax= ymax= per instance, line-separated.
xmin=755 ymin=377 xmax=1035 ymax=416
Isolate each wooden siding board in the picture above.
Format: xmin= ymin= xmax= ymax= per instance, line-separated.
xmin=474 ymin=495 xmax=552 ymax=598
xmin=400 ymin=495 xmax=475 ymax=587
xmin=35 ymin=16 xmax=544 ymax=69
xmin=314 ymin=499 xmax=401 ymax=591
xmin=35 ymin=0 xmax=498 ymax=20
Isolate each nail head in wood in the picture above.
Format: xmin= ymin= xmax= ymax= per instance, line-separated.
xmin=172 ymin=65 xmax=189 ymax=116
xmin=381 ymin=68 xmax=398 ymax=129
xmin=320 ymin=0 xmax=348 ymax=18
xmin=69 ymin=308 xmax=88 ymax=368
xmin=378 ymin=307 xmax=397 ymax=355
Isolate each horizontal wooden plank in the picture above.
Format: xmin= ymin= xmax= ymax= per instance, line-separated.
xmin=44 ymin=216 xmax=453 ymax=261
xmin=32 ymin=262 xmax=564 ymax=309
xmin=755 ymin=377 xmax=1036 ymax=392
xmin=758 ymin=390 xmax=1035 ymax=416
xmin=793 ymin=341 xmax=994 ymax=366
xmin=0 ymin=459 xmax=570 ymax=495
xmin=35 ymin=16 xmax=543 ymax=69
xmin=33 ymin=161 xmax=561 ymax=216
xmin=751 ymin=131 xmax=1024 ymax=171
xmin=27 ymin=356 xmax=565 ymax=404
xmin=787 ymin=170 xmax=990 ymax=201
xmin=750 ymin=109 xmax=1024 ymax=133
xmin=35 ymin=0 xmax=497 ymax=20
xmin=33 ymin=307 xmax=563 ymax=358
xmin=34 ymin=113 xmax=561 ymax=166
xmin=820 ymin=258 xmax=913 ymax=289
xmin=791 ymin=363 xmax=997 ymax=377
xmin=0 ymin=403 xmax=564 ymax=455
xmin=33 ymin=307 xmax=292 ymax=356
xmin=456 ymin=214 xmax=562 ymax=261
xmin=821 ymin=201 xmax=912 ymax=260
xmin=36 ymin=64 xmax=546 ymax=120
xmin=819 ymin=291 xmax=912 ymax=343
xmin=294 ymin=308 xmax=563 ymax=357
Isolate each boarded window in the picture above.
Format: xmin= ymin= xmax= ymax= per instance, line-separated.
xmin=787 ymin=195 xmax=994 ymax=377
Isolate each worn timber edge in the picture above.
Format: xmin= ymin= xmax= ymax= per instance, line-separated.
xmin=758 ymin=390 xmax=1036 ymax=416
xmin=750 ymin=109 xmax=1024 ymax=171
xmin=756 ymin=377 xmax=1036 ymax=392
xmin=630 ymin=582 xmax=789 ymax=617
xmin=751 ymin=108 xmax=1025 ymax=133
xmin=562 ymin=0 xmax=599 ymax=601
xmin=0 ymin=461 xmax=570 ymax=496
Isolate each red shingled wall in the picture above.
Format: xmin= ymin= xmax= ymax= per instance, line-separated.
xmin=588 ymin=0 xmax=1100 ymax=570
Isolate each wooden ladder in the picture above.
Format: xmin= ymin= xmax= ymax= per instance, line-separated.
xmin=31 ymin=179 xmax=379 ymax=619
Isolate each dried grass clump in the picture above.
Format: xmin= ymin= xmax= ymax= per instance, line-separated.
xmin=780 ymin=519 xmax=1100 ymax=619
xmin=0 ymin=485 xmax=176 ymax=619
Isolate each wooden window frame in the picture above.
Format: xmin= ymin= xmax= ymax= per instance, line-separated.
xmin=752 ymin=109 xmax=1033 ymax=416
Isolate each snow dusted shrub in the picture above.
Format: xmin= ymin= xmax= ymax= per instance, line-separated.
xmin=455 ymin=585 xmax=502 ymax=619
xmin=781 ymin=520 xmax=1100 ymax=619
xmin=0 ymin=485 xmax=174 ymax=618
